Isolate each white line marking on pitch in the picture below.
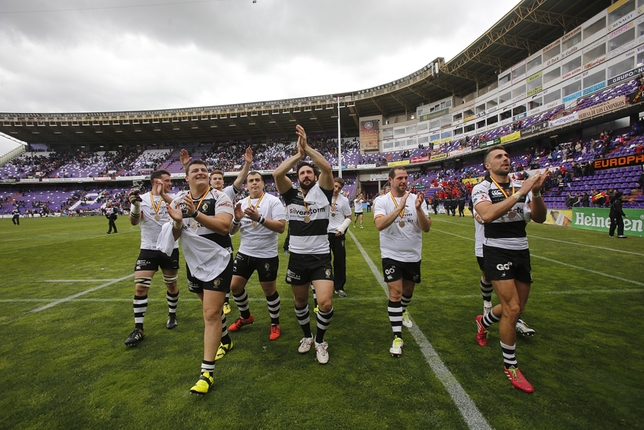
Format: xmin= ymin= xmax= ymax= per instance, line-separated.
xmin=434 ymin=229 xmax=644 ymax=287
xmin=45 ymin=279 xmax=122 ymax=282
xmin=30 ymin=274 xmax=133 ymax=313
xmin=2 ymin=288 xmax=642 ymax=305
xmin=527 ymin=235 xmax=644 ymax=256
xmin=347 ymin=230 xmax=492 ymax=430
xmin=438 ymin=218 xmax=644 ymax=257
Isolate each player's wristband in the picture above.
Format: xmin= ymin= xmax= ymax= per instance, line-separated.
xmin=258 ymin=216 xmax=265 ymax=225
xmin=232 ymin=218 xmax=240 ymax=226
xmin=533 ymin=190 xmax=542 ymax=198
xmin=512 ymin=192 xmax=523 ymax=200
xmin=173 ymin=220 xmax=182 ymax=230
xmin=130 ymin=212 xmax=140 ymax=218
xmin=191 ymin=211 xmax=199 ymax=219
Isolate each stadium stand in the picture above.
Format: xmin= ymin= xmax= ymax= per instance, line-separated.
xmin=2 ymin=0 xmax=644 ymax=215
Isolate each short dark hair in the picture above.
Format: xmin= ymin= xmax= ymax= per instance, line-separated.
xmin=296 ymin=161 xmax=320 ymax=178
xmin=186 ymin=159 xmax=207 ymax=172
xmin=388 ymin=166 xmax=407 ymax=179
xmin=334 ymin=177 xmax=345 ymax=186
xmin=246 ymin=171 xmax=264 ymax=182
xmin=209 ymin=169 xmax=224 ymax=178
xmin=483 ymin=146 xmax=508 ymax=164
xmin=150 ymin=169 xmax=170 ymax=182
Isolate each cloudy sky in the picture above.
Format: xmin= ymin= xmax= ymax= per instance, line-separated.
xmin=0 ymin=0 xmax=519 ymax=153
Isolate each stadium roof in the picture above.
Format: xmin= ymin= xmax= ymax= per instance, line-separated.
xmin=0 ymin=0 xmax=612 ymax=148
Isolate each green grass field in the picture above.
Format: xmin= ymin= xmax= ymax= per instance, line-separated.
xmin=1 ymin=213 xmax=642 ymax=430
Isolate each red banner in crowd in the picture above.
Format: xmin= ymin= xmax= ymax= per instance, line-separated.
xmin=411 ymin=156 xmax=429 ymax=163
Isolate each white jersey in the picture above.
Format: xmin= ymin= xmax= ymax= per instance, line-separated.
xmin=139 ymin=192 xmax=178 ymax=251
xmin=173 ymin=187 xmax=235 ymax=251
xmin=281 ymin=183 xmax=333 ymax=255
xmin=328 ymin=193 xmax=352 ymax=233
xmin=373 ymin=192 xmax=429 ymax=262
xmin=237 ymin=193 xmax=286 ymax=258
xmin=471 ymin=177 xmax=533 ymax=251
xmin=157 ymin=188 xmax=233 ymax=282
xmin=223 ymin=184 xmax=239 ymax=202
xmin=354 ymin=198 xmax=364 ymax=213
xmin=473 ymin=208 xmax=485 ymax=258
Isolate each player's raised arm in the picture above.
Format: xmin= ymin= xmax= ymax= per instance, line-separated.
xmin=298 ymin=125 xmax=333 ymax=191
xmin=179 ymin=149 xmax=191 ymax=172
xmin=233 ymin=147 xmax=253 ymax=191
xmin=527 ymin=170 xmax=548 ymax=224
xmin=273 ymin=135 xmax=304 ymax=194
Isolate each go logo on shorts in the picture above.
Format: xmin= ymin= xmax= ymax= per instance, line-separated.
xmin=496 ymin=262 xmax=513 ymax=271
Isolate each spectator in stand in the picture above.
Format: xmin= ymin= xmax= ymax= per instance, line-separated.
xmin=572 ymin=193 xmax=582 ymax=207
xmin=572 ymin=162 xmax=582 ymax=178
xmin=635 ymin=142 xmax=643 ymax=154
xmin=557 ymin=177 xmax=565 ymax=195
xmin=581 ymin=192 xmax=590 ymax=207
xmin=574 ymin=140 xmax=582 ymax=155
xmin=590 ymin=138 xmax=597 ymax=153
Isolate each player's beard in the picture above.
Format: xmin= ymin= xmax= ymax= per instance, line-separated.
xmin=300 ymin=179 xmax=317 ymax=191
xmin=393 ymin=183 xmax=406 ymax=196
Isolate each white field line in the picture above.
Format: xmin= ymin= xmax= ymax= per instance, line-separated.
xmin=29 ymin=274 xmax=133 ymax=313
xmin=347 ymin=230 xmax=492 ymax=430
xmin=438 ymin=218 xmax=644 ymax=257
xmin=2 ymin=286 xmax=642 ymax=305
xmin=434 ymin=228 xmax=644 ymax=287
xmin=44 ymin=279 xmax=123 ymax=282
xmin=527 ymin=235 xmax=644 ymax=257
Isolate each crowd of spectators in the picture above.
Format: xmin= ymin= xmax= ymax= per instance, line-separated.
xmin=0 ymin=148 xmax=145 ymax=180
xmin=2 ymin=130 xmax=641 ymax=215
xmin=564 ymin=188 xmax=625 ymax=209
xmin=3 ymin=74 xmax=644 ymax=215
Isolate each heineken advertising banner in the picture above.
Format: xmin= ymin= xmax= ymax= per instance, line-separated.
xmin=571 ymin=207 xmax=644 ymax=237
